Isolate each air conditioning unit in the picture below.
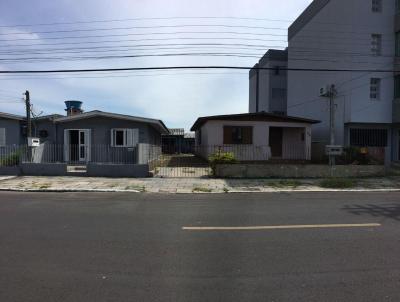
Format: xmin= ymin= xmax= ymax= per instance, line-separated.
xmin=27 ymin=137 xmax=40 ymax=147
xmin=319 ymin=85 xmax=330 ymax=97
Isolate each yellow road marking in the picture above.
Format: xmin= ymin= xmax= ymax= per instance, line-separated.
xmin=182 ymin=223 xmax=381 ymax=231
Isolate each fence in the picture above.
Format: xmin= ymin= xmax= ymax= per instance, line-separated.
xmin=0 ymin=144 xmax=138 ymax=165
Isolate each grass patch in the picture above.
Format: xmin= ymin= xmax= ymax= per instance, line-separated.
xmin=319 ymin=178 xmax=357 ymax=189
xmin=192 ymin=186 xmax=212 ymax=193
xmin=124 ymin=185 xmax=146 ymax=192
xmin=267 ymin=180 xmax=302 ymax=188
xmin=223 ymin=187 xmax=229 ymax=193
xmin=37 ymin=183 xmax=51 ymax=189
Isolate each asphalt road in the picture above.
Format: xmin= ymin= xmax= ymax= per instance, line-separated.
xmin=0 ymin=191 xmax=399 ymax=302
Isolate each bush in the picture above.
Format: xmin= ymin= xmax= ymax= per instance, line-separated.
xmin=339 ymin=147 xmax=370 ymax=165
xmin=319 ymin=178 xmax=357 ymax=189
xmin=0 ymin=151 xmax=21 ymax=166
xmin=208 ymin=151 xmax=236 ymax=176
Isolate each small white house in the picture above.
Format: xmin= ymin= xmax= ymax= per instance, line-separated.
xmin=190 ymin=112 xmax=319 ymax=161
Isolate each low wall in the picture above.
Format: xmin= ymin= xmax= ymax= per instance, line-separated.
xmin=86 ymin=163 xmax=149 ymax=178
xmin=20 ymin=163 xmax=67 ymax=176
xmin=0 ymin=166 xmax=21 ymax=175
xmin=215 ymin=164 xmax=387 ymax=178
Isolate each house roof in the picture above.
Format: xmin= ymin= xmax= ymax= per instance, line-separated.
xmin=53 ymin=110 xmax=169 ymax=134
xmin=288 ymin=0 xmax=330 ymax=40
xmin=33 ymin=114 xmax=64 ymax=121
xmin=0 ymin=112 xmax=25 ymax=121
xmin=167 ymin=128 xmax=185 ymax=136
xmin=190 ymin=112 xmax=320 ymax=131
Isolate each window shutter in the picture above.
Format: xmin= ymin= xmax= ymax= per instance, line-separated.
xmin=243 ymin=127 xmax=253 ymax=144
xmin=133 ymin=129 xmax=139 ymax=146
xmin=223 ymin=126 xmax=233 ymax=144
xmin=110 ymin=129 xmax=115 ymax=147
xmin=0 ymin=128 xmax=5 ymax=147
xmin=126 ymin=129 xmax=134 ymax=147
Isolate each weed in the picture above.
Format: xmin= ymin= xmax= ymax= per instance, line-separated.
xmin=267 ymin=180 xmax=301 ymax=188
xmin=192 ymin=186 xmax=212 ymax=193
xmin=319 ymin=178 xmax=357 ymax=189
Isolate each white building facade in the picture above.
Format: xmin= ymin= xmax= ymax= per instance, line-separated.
xmin=286 ymin=0 xmax=399 ymax=161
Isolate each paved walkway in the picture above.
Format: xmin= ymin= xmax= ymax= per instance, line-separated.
xmin=0 ymin=175 xmax=399 ymax=193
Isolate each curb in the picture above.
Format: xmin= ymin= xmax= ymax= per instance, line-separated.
xmin=0 ymin=188 xmax=399 ymax=194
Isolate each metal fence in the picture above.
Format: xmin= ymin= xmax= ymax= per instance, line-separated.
xmin=0 ymin=144 xmax=138 ymax=166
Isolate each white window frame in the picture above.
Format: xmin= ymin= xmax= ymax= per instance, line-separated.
xmin=0 ymin=128 xmax=5 ymax=147
xmin=372 ymin=0 xmax=382 ymax=12
xmin=111 ymin=128 xmax=139 ymax=147
xmin=370 ymin=78 xmax=381 ymax=100
xmin=371 ymin=34 xmax=382 ymax=56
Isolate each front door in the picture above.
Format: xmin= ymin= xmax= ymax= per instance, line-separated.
xmin=269 ymin=127 xmax=283 ymax=158
xmin=64 ymin=129 xmax=90 ymax=163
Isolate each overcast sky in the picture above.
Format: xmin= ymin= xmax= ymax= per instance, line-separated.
xmin=0 ymin=0 xmax=312 ymax=131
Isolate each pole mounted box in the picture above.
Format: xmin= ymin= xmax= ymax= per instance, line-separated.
xmin=27 ymin=137 xmax=40 ymax=147
xmin=325 ymin=145 xmax=343 ymax=156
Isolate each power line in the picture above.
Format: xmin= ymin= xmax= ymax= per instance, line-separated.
xmin=0 ymin=24 xmax=289 ymax=37
xmin=0 ymin=16 xmax=294 ymax=28
xmin=0 ymin=66 xmax=396 ymax=74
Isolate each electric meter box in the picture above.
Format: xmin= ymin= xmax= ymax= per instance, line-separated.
xmin=325 ymin=145 xmax=343 ymax=156
xmin=27 ymin=137 xmax=40 ymax=147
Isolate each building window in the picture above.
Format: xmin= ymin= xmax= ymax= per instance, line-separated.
xmin=223 ymin=126 xmax=253 ymax=144
xmin=371 ymin=34 xmax=382 ymax=56
xmin=350 ymin=128 xmax=387 ymax=147
xmin=197 ymin=129 xmax=202 ymax=145
xmin=395 ymin=75 xmax=400 ymax=98
xmin=111 ymin=128 xmax=138 ymax=147
xmin=0 ymin=128 xmax=5 ymax=147
xmin=370 ymin=78 xmax=381 ymax=100
xmin=397 ymin=0 xmax=400 ymax=11
xmin=372 ymin=0 xmax=382 ymax=12
xmin=396 ymin=32 xmax=400 ymax=57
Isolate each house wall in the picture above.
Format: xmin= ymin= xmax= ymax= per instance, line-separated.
xmin=287 ymin=0 xmax=395 ymax=145
xmin=0 ymin=118 xmax=23 ymax=145
xmin=195 ymin=120 xmax=312 ymax=160
xmin=54 ymin=116 xmax=161 ymax=146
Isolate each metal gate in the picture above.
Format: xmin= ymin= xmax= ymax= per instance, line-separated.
xmin=153 ymin=153 xmax=211 ymax=178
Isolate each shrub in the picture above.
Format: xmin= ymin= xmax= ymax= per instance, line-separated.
xmin=319 ymin=178 xmax=357 ymax=189
xmin=208 ymin=151 xmax=236 ymax=176
xmin=0 ymin=151 xmax=21 ymax=166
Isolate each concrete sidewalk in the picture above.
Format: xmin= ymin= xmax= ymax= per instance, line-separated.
xmin=0 ymin=175 xmax=400 ymax=193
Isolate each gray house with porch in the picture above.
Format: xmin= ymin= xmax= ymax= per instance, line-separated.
xmin=0 ymin=101 xmax=168 ymax=176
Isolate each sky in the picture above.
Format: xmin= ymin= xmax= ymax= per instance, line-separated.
xmin=0 ymin=0 xmax=312 ymax=131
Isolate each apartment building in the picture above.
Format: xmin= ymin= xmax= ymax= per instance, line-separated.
xmin=249 ymin=49 xmax=288 ymax=115
xmin=249 ymin=0 xmax=399 ymax=161
xmin=286 ymin=0 xmax=398 ymax=161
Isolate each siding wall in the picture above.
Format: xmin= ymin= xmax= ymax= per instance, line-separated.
xmin=0 ymin=118 xmax=23 ymax=145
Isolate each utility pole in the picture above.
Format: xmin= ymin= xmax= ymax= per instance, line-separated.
xmin=24 ymin=90 xmax=31 ymax=138
xmin=328 ymin=84 xmax=337 ymax=166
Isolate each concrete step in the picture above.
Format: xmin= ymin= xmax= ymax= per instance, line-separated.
xmin=67 ymin=165 xmax=87 ymax=173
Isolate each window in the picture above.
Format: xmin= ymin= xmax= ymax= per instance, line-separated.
xmin=397 ymin=0 xmax=400 ymax=12
xmin=371 ymin=34 xmax=382 ymax=56
xmin=372 ymin=0 xmax=382 ymax=12
xmin=111 ymin=128 xmax=138 ymax=147
xmin=223 ymin=126 xmax=253 ymax=144
xmin=396 ymin=32 xmax=400 ymax=57
xmin=0 ymin=128 xmax=5 ymax=147
xmin=197 ymin=129 xmax=202 ymax=145
xmin=370 ymin=78 xmax=381 ymax=100
xmin=350 ymin=128 xmax=387 ymax=147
